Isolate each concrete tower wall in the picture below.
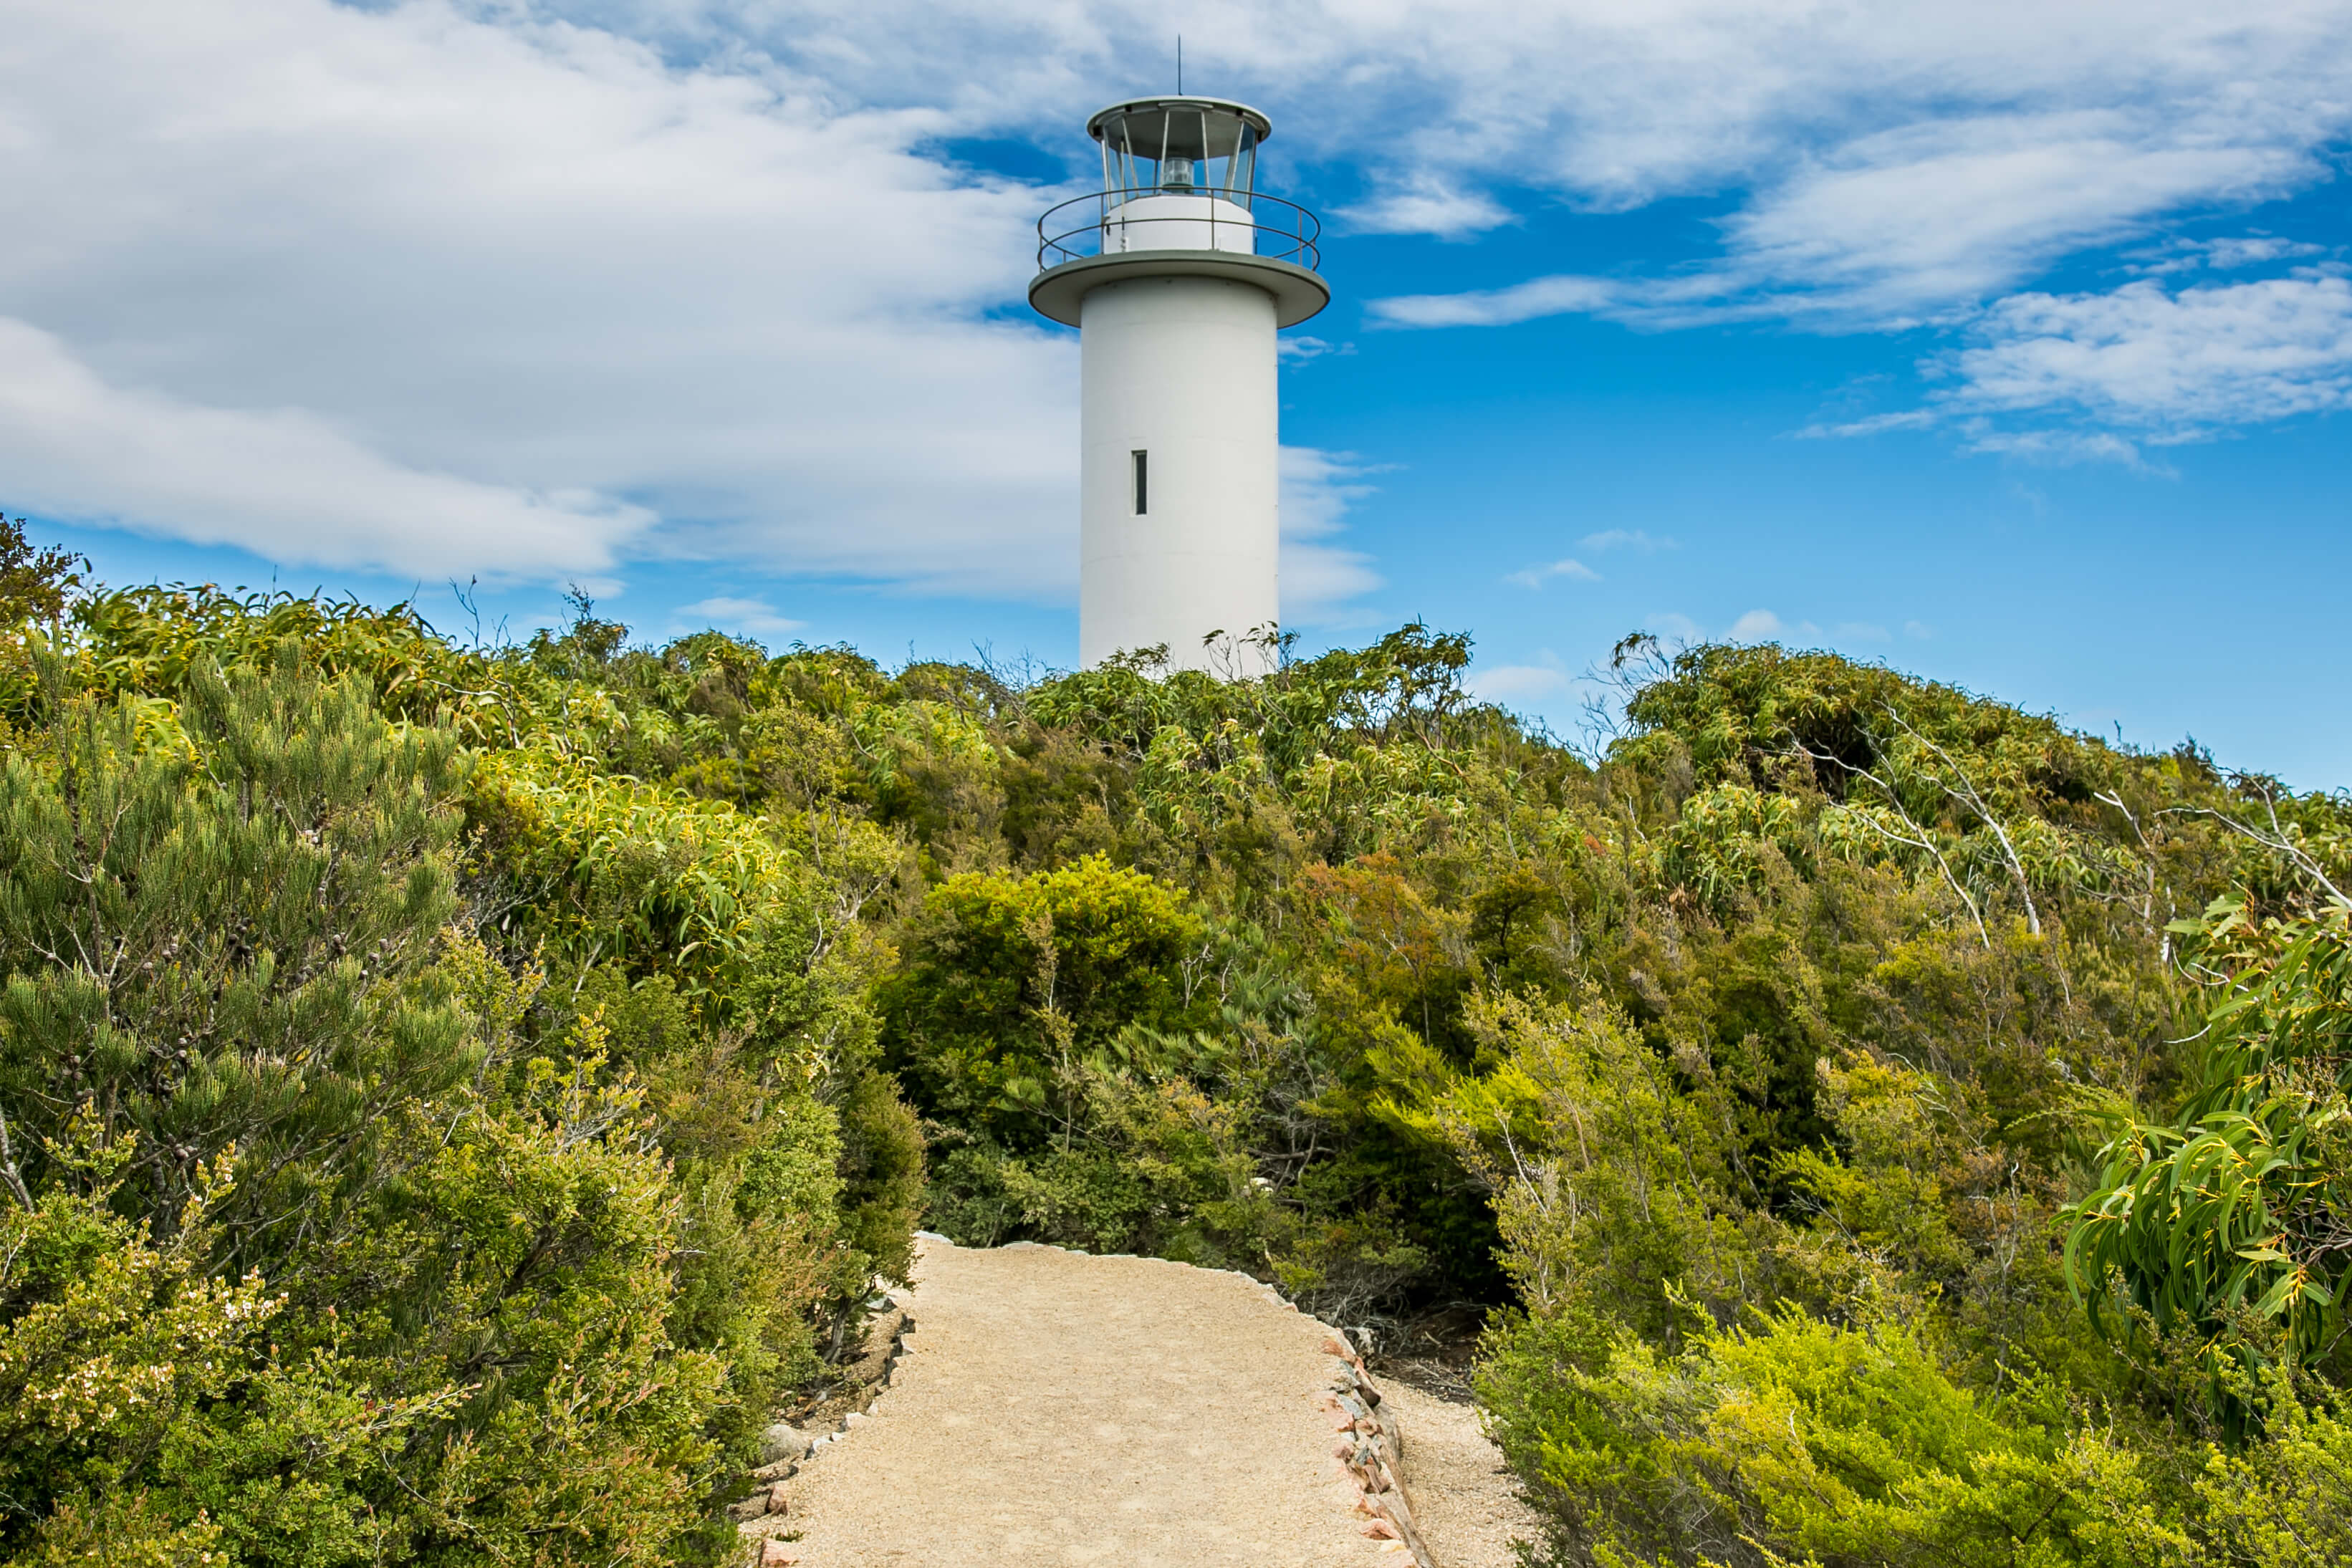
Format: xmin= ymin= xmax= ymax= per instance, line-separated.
xmin=1078 ymin=274 xmax=1280 ymax=675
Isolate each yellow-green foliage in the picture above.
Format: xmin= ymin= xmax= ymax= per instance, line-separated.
xmin=470 ymin=746 xmax=800 ymax=991
xmin=2192 ymin=1375 xmax=2352 ymax=1564
xmin=881 ymin=855 xmax=1204 ymax=1139
xmin=1427 ymin=995 xmax=1757 ymax=1343
xmin=1483 ymin=1303 xmax=2185 ymax=1568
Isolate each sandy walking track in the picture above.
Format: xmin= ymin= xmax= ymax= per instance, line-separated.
xmin=764 ymin=1237 xmax=1410 ymax=1567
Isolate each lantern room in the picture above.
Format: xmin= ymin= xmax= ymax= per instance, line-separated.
xmin=1033 ymin=97 xmax=1321 ymax=288
xmin=1089 ymin=97 xmax=1267 ymax=205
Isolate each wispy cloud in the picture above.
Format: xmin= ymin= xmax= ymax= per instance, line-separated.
xmin=1579 ymin=529 xmax=1676 ymax=554
xmin=2132 ymin=235 xmax=2331 ymax=274
xmin=1795 ymin=410 xmax=1939 ymax=438
xmin=672 ymin=596 xmax=806 ymax=640
xmin=1280 ymin=446 xmax=1383 ymax=625
xmin=2204 ymin=237 xmax=2328 ymax=269
xmin=1643 ymin=607 xmax=1902 ymax=646
xmin=1469 ymin=652 xmax=1574 ymax=705
xmin=1959 ymin=427 xmax=2163 ymax=471
xmin=1507 ymin=557 xmax=1602 ymax=588
xmin=1952 ymin=272 xmax=2352 ymax=433
xmin=1338 ymin=175 xmax=1515 ymax=240
xmin=0 ymin=318 xmax=649 ymax=578
xmin=1373 ymin=276 xmax=1630 ymax=330
xmin=1370 ymin=123 xmax=2333 ymax=333
xmin=1803 ymin=269 xmax=2352 ymax=456
xmin=1278 ymin=336 xmax=1355 ymax=364
xmin=1646 ymin=611 xmax=1704 ymax=644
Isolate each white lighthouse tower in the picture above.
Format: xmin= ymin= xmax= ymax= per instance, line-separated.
xmin=1031 ymin=97 xmax=1328 ymax=676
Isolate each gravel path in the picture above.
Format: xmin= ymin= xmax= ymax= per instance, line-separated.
xmin=762 ymin=1237 xmax=1400 ymax=1567
xmin=1383 ymin=1383 xmax=1547 ymax=1568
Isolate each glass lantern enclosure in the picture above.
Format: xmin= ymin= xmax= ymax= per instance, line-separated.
xmin=1085 ymin=98 xmax=1269 ymax=258
xmin=1090 ymin=99 xmax=1266 ymax=203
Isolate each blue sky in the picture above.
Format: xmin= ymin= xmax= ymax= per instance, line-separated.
xmin=6 ymin=0 xmax=2351 ymax=784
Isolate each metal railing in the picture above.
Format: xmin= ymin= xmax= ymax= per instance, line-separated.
xmin=1037 ymin=188 xmax=1321 ymax=271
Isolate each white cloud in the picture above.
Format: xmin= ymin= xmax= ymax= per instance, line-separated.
xmin=1617 ymin=610 xmax=1891 ymax=647
xmin=0 ymin=0 xmax=1074 ymax=592
xmin=0 ymin=319 xmax=648 ymax=576
xmin=1373 ymin=275 xmax=1628 ymax=330
xmin=1696 ymin=114 xmax=2315 ymax=322
xmin=671 ymin=595 xmax=806 ymax=639
xmin=1794 ymin=409 xmax=1939 ymax=439
xmin=1951 ymin=273 xmax=2352 ymax=433
xmin=1809 ymin=271 xmax=2352 ymax=453
xmin=1277 ymin=336 xmax=1353 ymax=363
xmin=1371 ymin=108 xmax=2330 ymax=331
xmin=1959 ymin=426 xmax=2159 ymax=469
xmin=1638 ymin=607 xmax=1846 ymax=645
xmin=1507 ymin=557 xmax=1601 ymax=588
xmin=1279 ymin=446 xmax=1383 ymax=625
xmin=1646 ymin=611 xmax=1706 ymax=644
xmin=1579 ymin=529 xmax=1676 ymax=553
xmin=1469 ymin=655 xmax=1573 ymax=705
xmin=1339 ymin=175 xmax=1516 ymax=239
xmin=1398 ymin=113 xmax=2325 ymax=333
xmin=2204 ymin=237 xmax=2328 ymax=269
xmin=2133 ymin=236 xmax=2333 ymax=274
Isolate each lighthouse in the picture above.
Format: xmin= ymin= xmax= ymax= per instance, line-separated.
xmin=1031 ymin=97 xmax=1328 ymax=676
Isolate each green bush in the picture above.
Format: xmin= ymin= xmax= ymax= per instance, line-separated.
xmin=880 ymin=855 xmax=1203 ymax=1144
xmin=0 ymin=646 xmax=871 ymax=1567
xmin=1480 ymin=1302 xmax=2184 ymax=1568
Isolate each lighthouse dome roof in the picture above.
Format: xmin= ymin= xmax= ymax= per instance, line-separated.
xmin=1087 ymin=97 xmax=1273 ymax=155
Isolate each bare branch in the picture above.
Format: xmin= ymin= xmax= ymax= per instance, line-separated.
xmin=1789 ymin=736 xmax=1990 ymax=950
xmin=2167 ymin=774 xmax=2349 ymax=908
xmin=2093 ymin=787 xmax=2173 ymax=963
xmin=1877 ymin=706 xmax=2041 ymax=936
xmin=0 ymin=1103 xmax=34 ymax=1210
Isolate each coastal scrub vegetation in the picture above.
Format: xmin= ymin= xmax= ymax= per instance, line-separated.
xmin=1 ymin=514 xmax=2347 ymax=1565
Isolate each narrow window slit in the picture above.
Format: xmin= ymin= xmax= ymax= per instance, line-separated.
xmin=1131 ymin=450 xmax=1148 ymax=515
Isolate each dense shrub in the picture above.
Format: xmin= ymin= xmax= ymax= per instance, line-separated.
xmin=6 ymin=511 xmax=2351 ymax=1565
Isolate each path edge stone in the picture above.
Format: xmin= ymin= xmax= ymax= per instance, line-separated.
xmin=1321 ymin=1330 xmax=1439 ymax=1568
xmin=734 ymin=1285 xmax=921 ymax=1557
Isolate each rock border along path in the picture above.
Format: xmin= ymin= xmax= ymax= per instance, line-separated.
xmin=740 ymin=1236 xmax=1438 ymax=1567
